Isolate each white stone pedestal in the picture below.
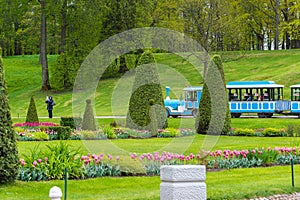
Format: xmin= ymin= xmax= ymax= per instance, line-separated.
xmin=160 ymin=165 xmax=206 ymax=200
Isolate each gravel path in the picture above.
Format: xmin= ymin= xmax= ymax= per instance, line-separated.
xmin=249 ymin=193 xmax=300 ymax=200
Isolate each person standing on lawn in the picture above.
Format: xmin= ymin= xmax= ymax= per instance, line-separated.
xmin=45 ymin=96 xmax=55 ymax=118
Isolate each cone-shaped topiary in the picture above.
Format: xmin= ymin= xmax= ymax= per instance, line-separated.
xmin=0 ymin=48 xmax=19 ymax=184
xmin=26 ymin=96 xmax=39 ymax=123
xmin=195 ymin=55 xmax=231 ymax=135
xmin=126 ymin=50 xmax=167 ymax=133
xmin=82 ymin=99 xmax=96 ymax=131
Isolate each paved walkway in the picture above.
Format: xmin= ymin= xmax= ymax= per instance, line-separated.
xmin=249 ymin=193 xmax=300 ymax=200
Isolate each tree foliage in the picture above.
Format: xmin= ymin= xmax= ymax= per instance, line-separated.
xmin=0 ymin=48 xmax=19 ymax=184
xmin=26 ymin=96 xmax=39 ymax=123
xmin=126 ymin=50 xmax=167 ymax=133
xmin=82 ymin=99 xmax=96 ymax=131
xmin=0 ymin=0 xmax=299 ymax=90
xmin=196 ymin=55 xmax=230 ymax=135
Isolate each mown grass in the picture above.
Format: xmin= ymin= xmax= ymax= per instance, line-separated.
xmin=1 ymin=165 xmax=299 ymax=200
xmin=10 ymin=115 xmax=300 ymax=134
xmin=16 ymin=135 xmax=300 ymax=167
xmin=3 ymin=50 xmax=300 ymax=199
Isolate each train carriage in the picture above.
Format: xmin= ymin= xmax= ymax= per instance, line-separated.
xmin=290 ymin=83 xmax=300 ymax=116
xmin=226 ymin=81 xmax=290 ymax=118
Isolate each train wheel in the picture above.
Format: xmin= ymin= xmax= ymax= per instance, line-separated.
xmin=231 ymin=113 xmax=241 ymax=118
xmin=172 ymin=115 xmax=178 ymax=118
xmin=192 ymin=109 xmax=197 ymax=118
xmin=258 ymin=113 xmax=264 ymax=118
xmin=166 ymin=110 xmax=170 ymax=118
xmin=267 ymin=113 xmax=273 ymax=118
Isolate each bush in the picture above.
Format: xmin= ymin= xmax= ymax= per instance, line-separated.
xmin=33 ymin=131 xmax=49 ymax=141
xmin=287 ymin=125 xmax=300 ymax=137
xmin=60 ymin=117 xmax=82 ymax=129
xmin=196 ymin=55 xmax=231 ymax=135
xmin=234 ymin=128 xmax=254 ymax=136
xmin=158 ymin=128 xmax=181 ymax=138
xmin=114 ymin=128 xmax=129 ymax=139
xmin=20 ymin=142 xmax=84 ymax=180
xmin=78 ymin=130 xmax=106 ymax=140
xmin=82 ymin=99 xmax=96 ymax=131
xmin=263 ymin=128 xmax=281 ymax=137
xmin=26 ymin=96 xmax=39 ymax=123
xmin=0 ymin=49 xmax=19 ymax=184
xmin=40 ymin=126 xmax=71 ymax=140
xmin=126 ymin=51 xmax=167 ymax=131
xmin=102 ymin=126 xmax=117 ymax=139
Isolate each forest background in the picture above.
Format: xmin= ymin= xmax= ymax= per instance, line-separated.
xmin=0 ymin=0 xmax=299 ymax=91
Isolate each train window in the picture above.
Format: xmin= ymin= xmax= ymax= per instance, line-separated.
xmin=186 ymin=91 xmax=197 ymax=101
xmin=292 ymin=88 xmax=300 ymax=101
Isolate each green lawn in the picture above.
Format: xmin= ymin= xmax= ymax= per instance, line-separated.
xmin=1 ymin=165 xmax=299 ymax=200
xmin=11 ymin=116 xmax=300 ymax=130
xmin=3 ymin=50 xmax=300 ymax=199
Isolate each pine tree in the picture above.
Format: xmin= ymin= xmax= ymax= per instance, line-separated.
xmin=126 ymin=50 xmax=167 ymax=134
xmin=0 ymin=48 xmax=19 ymax=183
xmin=196 ymin=55 xmax=231 ymax=135
xmin=26 ymin=96 xmax=39 ymax=123
xmin=82 ymin=99 xmax=96 ymax=131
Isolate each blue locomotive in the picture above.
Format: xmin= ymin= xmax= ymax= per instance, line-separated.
xmin=164 ymin=86 xmax=202 ymax=118
xmin=164 ymin=81 xmax=300 ymax=118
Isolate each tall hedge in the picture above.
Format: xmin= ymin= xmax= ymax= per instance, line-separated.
xmin=126 ymin=51 xmax=167 ymax=134
xmin=0 ymin=48 xmax=19 ymax=183
xmin=196 ymin=55 xmax=231 ymax=135
xmin=26 ymin=96 xmax=39 ymax=123
xmin=82 ymin=99 xmax=96 ymax=131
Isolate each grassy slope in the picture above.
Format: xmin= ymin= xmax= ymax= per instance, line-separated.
xmin=3 ymin=50 xmax=300 ymax=118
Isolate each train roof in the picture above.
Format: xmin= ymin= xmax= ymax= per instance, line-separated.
xmin=290 ymin=83 xmax=300 ymax=88
xmin=226 ymin=81 xmax=284 ymax=89
xmin=183 ymin=86 xmax=203 ymax=91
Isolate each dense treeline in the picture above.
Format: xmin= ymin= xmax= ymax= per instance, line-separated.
xmin=0 ymin=0 xmax=299 ymax=89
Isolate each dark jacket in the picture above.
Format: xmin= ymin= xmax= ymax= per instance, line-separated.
xmin=45 ymin=96 xmax=55 ymax=110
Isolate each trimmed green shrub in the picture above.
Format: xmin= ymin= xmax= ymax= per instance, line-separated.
xmin=26 ymin=96 xmax=39 ymax=123
xmin=196 ymin=55 xmax=231 ymax=135
xmin=82 ymin=99 xmax=96 ymax=131
xmin=33 ymin=131 xmax=49 ymax=141
xmin=158 ymin=128 xmax=181 ymax=138
xmin=263 ymin=128 xmax=281 ymax=137
xmin=287 ymin=125 xmax=300 ymax=137
xmin=60 ymin=117 xmax=82 ymax=129
xmin=126 ymin=50 xmax=167 ymax=132
xmin=102 ymin=126 xmax=117 ymax=139
xmin=0 ymin=48 xmax=19 ymax=184
xmin=79 ymin=130 xmax=95 ymax=139
xmin=40 ymin=126 xmax=71 ymax=140
xmin=235 ymin=128 xmax=255 ymax=136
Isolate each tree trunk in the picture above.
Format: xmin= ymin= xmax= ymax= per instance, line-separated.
xmin=274 ymin=0 xmax=279 ymax=50
xmin=59 ymin=0 xmax=67 ymax=54
xmin=40 ymin=0 xmax=51 ymax=91
xmin=118 ymin=55 xmax=128 ymax=74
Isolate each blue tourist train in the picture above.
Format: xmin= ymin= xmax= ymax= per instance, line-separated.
xmin=164 ymin=86 xmax=202 ymax=118
xmin=164 ymin=81 xmax=300 ymax=118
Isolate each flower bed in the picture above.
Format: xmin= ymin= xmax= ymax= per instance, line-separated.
xmin=18 ymin=144 xmax=300 ymax=181
xmin=18 ymin=142 xmax=120 ymax=181
xmin=227 ymin=127 xmax=300 ymax=137
xmin=13 ymin=122 xmax=196 ymax=141
xmin=130 ymin=147 xmax=300 ymax=175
